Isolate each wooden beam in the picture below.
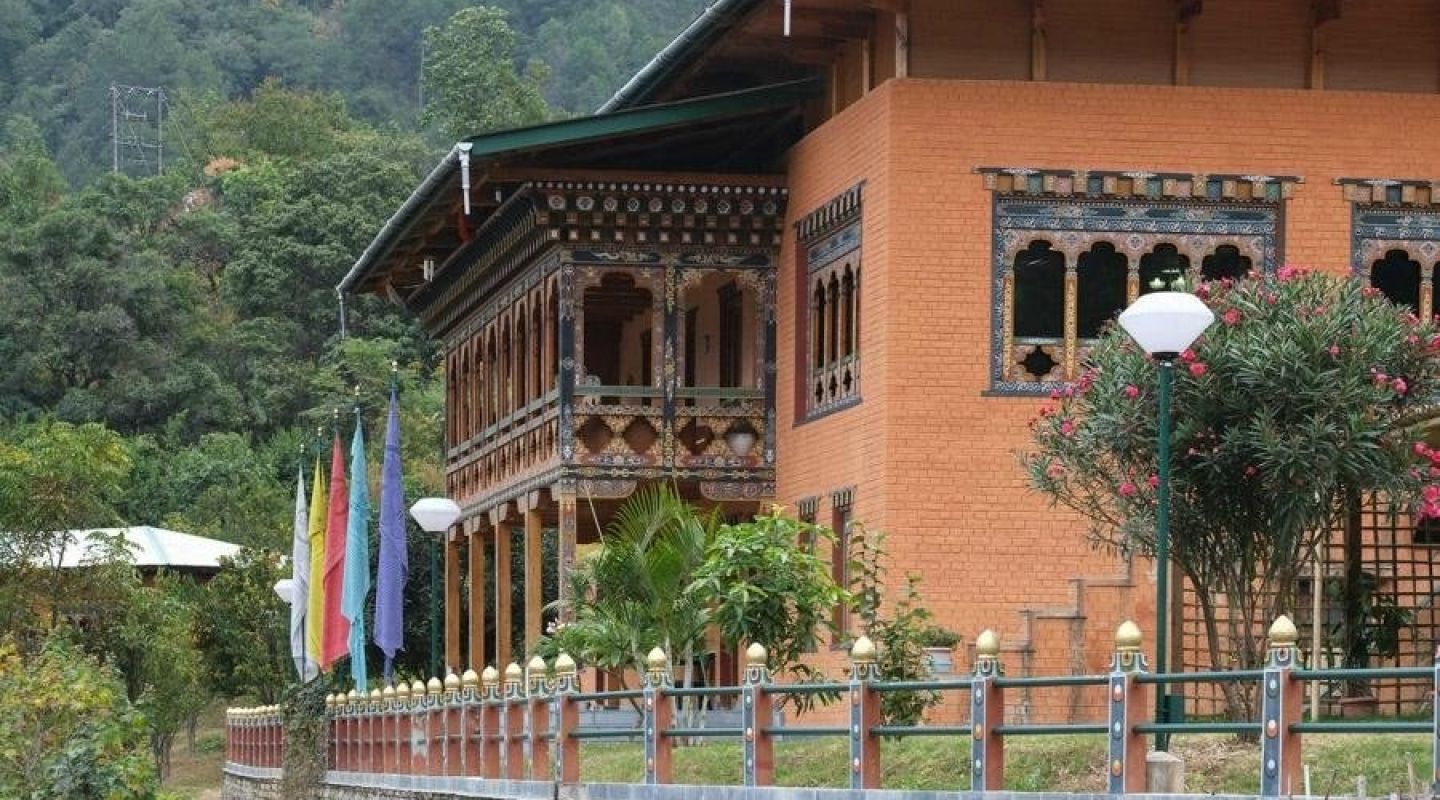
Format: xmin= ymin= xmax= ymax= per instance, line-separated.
xmin=524 ymin=506 xmax=544 ymax=657
xmin=1173 ymin=1 xmax=1198 ymax=85
xmin=1030 ymin=0 xmax=1047 ymax=81
xmin=1310 ymin=0 xmax=1340 ymax=90
xmin=494 ymin=519 xmax=513 ymax=669
xmin=468 ymin=530 xmax=487 ymax=670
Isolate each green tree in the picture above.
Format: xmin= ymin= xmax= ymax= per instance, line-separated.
xmin=849 ymin=524 xmax=942 ymax=727
xmin=0 ymin=635 xmax=156 ymax=799
xmin=1024 ymin=268 xmax=1440 ymax=718
xmin=420 ymin=6 xmax=549 ymax=140
xmin=193 ymin=548 xmax=291 ymax=704
xmin=691 ymin=505 xmax=848 ymax=708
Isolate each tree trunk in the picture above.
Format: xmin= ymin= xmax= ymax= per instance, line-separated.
xmin=1341 ymin=489 xmax=1368 ymax=697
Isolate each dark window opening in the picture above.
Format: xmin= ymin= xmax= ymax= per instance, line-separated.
xmin=1140 ymin=243 xmax=1191 ymax=295
xmin=582 ymin=273 xmax=653 ymax=387
xmin=1372 ymin=249 xmax=1421 ymax=314
xmin=1013 ymin=241 xmax=1065 ymax=338
xmin=1201 ymin=244 xmax=1252 ymax=283
xmin=1076 ymin=242 xmax=1128 ymax=339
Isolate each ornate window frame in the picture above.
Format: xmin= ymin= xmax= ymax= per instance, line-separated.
xmin=984 ymin=168 xmax=1295 ymax=395
xmin=796 ymin=183 xmax=864 ymax=421
xmin=1343 ymin=179 xmax=1440 ymax=320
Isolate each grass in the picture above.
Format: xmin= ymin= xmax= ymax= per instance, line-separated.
xmin=159 ymin=701 xmax=227 ymax=800
xmin=580 ymin=733 xmax=1436 ymax=795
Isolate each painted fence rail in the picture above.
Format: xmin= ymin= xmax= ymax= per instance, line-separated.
xmin=225 ymin=616 xmax=1440 ymax=797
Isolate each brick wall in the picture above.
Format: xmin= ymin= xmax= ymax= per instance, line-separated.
xmin=776 ymin=76 xmax=1440 ymax=693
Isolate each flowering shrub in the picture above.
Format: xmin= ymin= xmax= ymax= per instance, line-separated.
xmin=1023 ymin=268 xmax=1440 ymax=717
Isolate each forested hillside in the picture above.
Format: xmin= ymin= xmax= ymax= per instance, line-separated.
xmin=0 ymin=1 xmax=706 ymax=549
xmin=0 ymin=0 xmax=707 ymax=185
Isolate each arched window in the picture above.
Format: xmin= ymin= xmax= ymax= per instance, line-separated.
xmin=1076 ymin=242 xmax=1128 ymax=339
xmin=514 ymin=307 xmax=527 ymax=409
xmin=798 ymin=185 xmax=863 ymax=419
xmin=1012 ymin=241 xmax=1065 ymax=338
xmin=1371 ymin=249 xmax=1421 ymax=313
xmin=1201 ymin=244 xmax=1252 ymax=282
xmin=811 ymin=280 xmax=827 ymax=368
xmin=1139 ymin=243 xmax=1191 ymax=295
xmin=841 ymin=266 xmax=855 ymax=357
xmin=826 ymin=274 xmax=840 ymax=366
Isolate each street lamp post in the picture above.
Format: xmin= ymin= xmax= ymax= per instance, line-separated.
xmin=1117 ymin=290 xmax=1214 ymax=751
xmin=410 ymin=497 xmax=462 ymax=679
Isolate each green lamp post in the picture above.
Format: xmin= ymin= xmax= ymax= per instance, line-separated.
xmin=1117 ymin=288 xmax=1214 ymax=751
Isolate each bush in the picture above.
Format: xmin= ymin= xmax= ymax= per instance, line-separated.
xmin=0 ymin=635 xmax=156 ymax=799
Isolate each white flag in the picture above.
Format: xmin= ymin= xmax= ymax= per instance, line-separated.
xmin=290 ymin=465 xmax=316 ymax=680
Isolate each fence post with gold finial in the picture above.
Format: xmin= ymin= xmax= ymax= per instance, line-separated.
xmin=742 ymin=643 xmax=773 ymax=786
xmin=460 ymin=669 xmax=480 ymax=776
xmin=480 ymin=666 xmax=500 ymax=778
xmin=527 ymin=655 xmax=550 ymax=778
xmin=1107 ymin=621 xmax=1149 ymax=795
xmin=643 ymin=647 xmax=673 ymax=784
xmin=504 ymin=662 xmax=526 ymax=779
xmin=408 ymin=679 xmax=427 ymax=775
xmin=848 ymin=635 xmax=882 ymax=789
xmin=553 ymin=654 xmax=580 ymax=784
xmin=1260 ymin=615 xmax=1302 ymax=798
xmin=971 ymin=629 xmax=1004 ymax=792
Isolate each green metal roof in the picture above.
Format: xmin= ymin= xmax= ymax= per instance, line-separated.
xmin=340 ymin=78 xmax=820 ymax=294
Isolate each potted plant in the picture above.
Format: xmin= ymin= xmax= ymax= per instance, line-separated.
xmin=919 ymin=625 xmax=961 ymax=675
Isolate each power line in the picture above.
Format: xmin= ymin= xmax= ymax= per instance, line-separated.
xmin=109 ymin=84 xmax=167 ymax=177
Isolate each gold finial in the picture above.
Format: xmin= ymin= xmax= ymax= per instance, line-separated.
xmin=745 ymin=642 xmax=768 ymax=667
xmin=1269 ymin=614 xmax=1299 ymax=647
xmin=396 ymin=682 xmax=410 ymax=701
xmin=646 ymin=647 xmax=669 ymax=671
xmin=1115 ymin=620 xmax=1143 ymax=651
xmin=346 ymin=689 xmax=359 ymax=704
xmin=444 ymin=671 xmax=461 ymax=691
xmin=482 ymin=666 xmax=499 ymax=687
xmin=554 ymin=653 xmax=577 ymax=676
xmin=426 ymin=677 xmax=443 ymax=696
xmin=528 ymin=655 xmax=547 ymax=675
xmin=504 ymin=662 xmax=523 ymax=682
xmin=462 ymin=668 xmax=480 ymax=688
xmin=382 ymin=685 xmax=396 ymax=700
xmin=850 ymin=635 xmax=877 ymax=664
xmin=410 ymin=679 xmax=427 ymax=697
xmin=324 ymin=693 xmax=335 ymax=708
xmin=976 ymin=629 xmax=1001 ymax=657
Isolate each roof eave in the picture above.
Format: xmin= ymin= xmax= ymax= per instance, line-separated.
xmin=597 ymin=0 xmax=765 ymax=113
xmin=337 ymin=146 xmax=461 ymax=295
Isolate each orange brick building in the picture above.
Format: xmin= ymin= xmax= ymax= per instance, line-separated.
xmin=341 ymin=0 xmax=1440 ymax=718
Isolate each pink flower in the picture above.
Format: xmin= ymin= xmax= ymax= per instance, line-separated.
xmin=1180 ymin=349 xmax=1198 ymax=364
xmin=1147 ymin=474 xmax=1159 ymax=488
xmin=1188 ymin=362 xmax=1209 ymax=377
xmin=1277 ymin=265 xmax=1300 ymax=281
xmin=1038 ymin=405 xmax=1054 ymax=417
xmin=1428 ymin=335 xmax=1440 ymax=350
xmin=1222 ymin=308 xmax=1243 ymax=326
xmin=1408 ymin=335 xmax=1421 ymax=346
xmin=1244 ymin=465 xmax=1258 ymax=477
xmin=1416 ymin=442 xmax=1431 ymax=457
xmin=1362 ymin=286 xmax=1381 ymax=298
xmin=1328 ymin=344 xmax=1341 ymax=357
xmin=1045 ymin=461 xmax=1066 ymax=478
xmin=1059 ymin=419 xmax=1077 ymax=436
xmin=1124 ymin=384 xmax=1140 ymax=399
xmin=1118 ymin=482 xmax=1138 ymax=497
xmin=1264 ymin=292 xmax=1279 ymax=305
xmin=1312 ymin=305 xmax=1328 ymax=316
xmin=1194 ymin=284 xmax=1211 ymax=300
xmin=1393 ymin=377 xmax=1409 ymax=396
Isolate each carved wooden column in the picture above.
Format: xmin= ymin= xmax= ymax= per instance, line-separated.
xmin=524 ymin=497 xmax=544 ymax=655
xmin=494 ymin=514 xmax=513 ymax=669
xmin=556 ymin=486 xmax=577 ymax=623
xmin=445 ymin=533 xmax=462 ymax=673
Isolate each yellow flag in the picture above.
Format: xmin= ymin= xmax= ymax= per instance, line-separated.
xmin=306 ymin=456 xmax=327 ymax=666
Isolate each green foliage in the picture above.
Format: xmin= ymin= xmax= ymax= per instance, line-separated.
xmin=420 ymin=6 xmax=549 ymax=139
xmin=193 ymin=548 xmax=291 ymax=704
xmin=0 ymin=635 xmax=157 ymax=798
xmin=849 ymin=525 xmax=942 ymax=727
xmin=544 ymin=485 xmax=714 ymax=686
xmin=691 ymin=505 xmax=848 ymax=709
xmin=1024 ymin=269 xmax=1440 ymax=715
xmin=281 ymin=676 xmax=330 ymax=796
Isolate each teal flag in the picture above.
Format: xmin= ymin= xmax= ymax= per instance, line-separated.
xmin=341 ymin=415 xmax=371 ymax=691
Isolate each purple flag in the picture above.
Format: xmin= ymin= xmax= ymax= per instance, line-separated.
xmin=372 ymin=386 xmax=408 ymax=663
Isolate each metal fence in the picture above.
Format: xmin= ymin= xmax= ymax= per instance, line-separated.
xmin=226 ymin=616 xmax=1440 ymax=797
